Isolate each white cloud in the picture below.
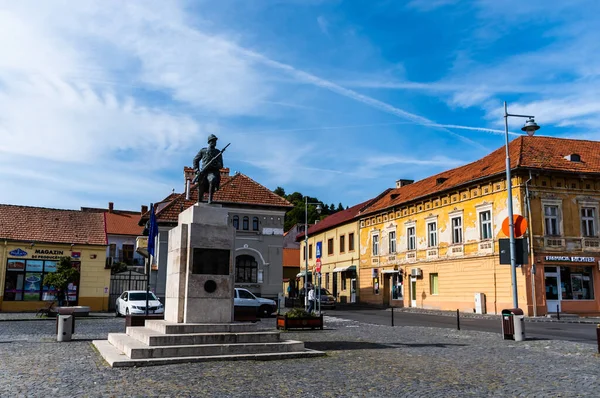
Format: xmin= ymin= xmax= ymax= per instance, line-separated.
xmin=317 ymin=16 xmax=330 ymax=35
xmin=406 ymin=0 xmax=459 ymax=12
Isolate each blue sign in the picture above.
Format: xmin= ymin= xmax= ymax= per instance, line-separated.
xmin=316 ymin=242 xmax=322 ymax=259
xmin=9 ymin=248 xmax=27 ymax=257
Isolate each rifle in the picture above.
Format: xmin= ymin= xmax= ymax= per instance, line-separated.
xmin=192 ymin=143 xmax=231 ymax=184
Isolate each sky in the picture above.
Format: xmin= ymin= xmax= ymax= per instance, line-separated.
xmin=1 ymin=0 xmax=600 ymax=212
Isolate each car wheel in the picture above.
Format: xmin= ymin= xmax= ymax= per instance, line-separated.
xmin=115 ymin=304 xmax=121 ymax=317
xmin=258 ymin=305 xmax=271 ymax=318
xmin=125 ymin=307 xmax=129 ymax=316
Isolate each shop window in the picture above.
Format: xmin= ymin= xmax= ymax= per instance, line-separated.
xmin=389 ymin=231 xmax=396 ymax=253
xmin=372 ymin=234 xmax=379 ymax=256
xmin=235 ymin=255 xmax=258 ymax=283
xmin=559 ymin=266 xmax=594 ymax=300
xmin=407 ymin=226 xmax=416 ymax=250
xmin=581 ymin=207 xmax=596 ymax=237
xmin=3 ymin=259 xmax=72 ymax=302
xmin=427 ymin=222 xmax=437 ymax=247
xmin=373 ymin=276 xmax=380 ymax=295
xmin=339 ymin=235 xmax=345 ymax=253
xmin=479 ymin=210 xmax=492 ymax=240
xmin=451 ymin=217 xmax=463 ymax=244
xmin=233 ymin=215 xmax=239 ymax=230
xmin=327 ymin=238 xmax=334 ymax=256
xmin=430 ymin=273 xmax=439 ymax=295
xmin=348 ymin=233 xmax=355 ymax=251
xmin=392 ymin=272 xmax=403 ymax=300
xmin=242 ymin=216 xmax=249 ymax=231
xmin=544 ymin=205 xmax=560 ymax=236
xmin=252 ymin=217 xmax=259 ymax=231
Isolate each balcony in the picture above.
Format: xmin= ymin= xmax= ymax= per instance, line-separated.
xmin=448 ymin=245 xmax=463 ymax=257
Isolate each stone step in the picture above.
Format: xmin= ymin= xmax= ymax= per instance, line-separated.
xmin=144 ymin=320 xmax=257 ymax=334
xmin=107 ymin=333 xmax=306 ymax=359
xmin=93 ymin=340 xmax=326 ymax=368
xmin=126 ymin=327 xmax=282 ymax=346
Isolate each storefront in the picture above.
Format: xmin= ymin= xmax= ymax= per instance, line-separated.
xmin=540 ymin=255 xmax=599 ymax=315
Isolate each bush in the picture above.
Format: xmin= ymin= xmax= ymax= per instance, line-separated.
xmin=285 ymin=308 xmax=318 ymax=318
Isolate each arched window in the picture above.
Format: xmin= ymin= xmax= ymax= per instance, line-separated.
xmin=242 ymin=216 xmax=249 ymax=230
xmin=252 ymin=217 xmax=259 ymax=231
xmin=232 ymin=215 xmax=239 ymax=230
xmin=235 ymin=255 xmax=257 ymax=283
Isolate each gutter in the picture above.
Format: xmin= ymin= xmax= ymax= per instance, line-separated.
xmin=524 ymin=170 xmax=537 ymax=317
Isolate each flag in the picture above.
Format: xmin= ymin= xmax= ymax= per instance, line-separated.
xmin=147 ymin=203 xmax=158 ymax=257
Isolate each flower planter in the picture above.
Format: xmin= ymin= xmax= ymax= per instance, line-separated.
xmin=276 ymin=313 xmax=323 ymax=330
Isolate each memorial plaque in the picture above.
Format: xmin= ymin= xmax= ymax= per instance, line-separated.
xmin=192 ymin=248 xmax=230 ymax=275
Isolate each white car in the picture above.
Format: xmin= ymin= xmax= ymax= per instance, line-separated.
xmin=115 ymin=290 xmax=164 ymax=316
xmin=234 ymin=288 xmax=277 ymax=317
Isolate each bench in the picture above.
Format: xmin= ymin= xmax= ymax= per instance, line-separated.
xmin=36 ymin=301 xmax=57 ymax=317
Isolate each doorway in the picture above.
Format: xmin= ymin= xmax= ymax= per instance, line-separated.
xmin=410 ymin=276 xmax=417 ymax=307
xmin=350 ymin=279 xmax=356 ymax=303
xmin=383 ymin=275 xmax=391 ymax=306
xmin=544 ymin=266 xmax=561 ymax=313
xmin=332 ymin=273 xmax=338 ymax=299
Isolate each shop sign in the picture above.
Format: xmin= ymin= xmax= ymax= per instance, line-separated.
xmin=544 ymin=256 xmax=595 ymax=263
xmin=9 ymin=248 xmax=27 ymax=257
xmin=32 ymin=249 xmax=65 ymax=260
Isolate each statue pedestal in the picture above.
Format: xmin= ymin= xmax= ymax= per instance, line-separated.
xmin=164 ymin=203 xmax=234 ymax=324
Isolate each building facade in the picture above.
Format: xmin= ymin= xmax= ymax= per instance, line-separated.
xmin=142 ymin=168 xmax=293 ymax=301
xmin=0 ymin=205 xmax=109 ymax=312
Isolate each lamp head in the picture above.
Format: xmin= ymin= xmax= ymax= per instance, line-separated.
xmin=521 ymin=118 xmax=540 ymax=136
xmin=316 ymin=204 xmax=322 ymax=214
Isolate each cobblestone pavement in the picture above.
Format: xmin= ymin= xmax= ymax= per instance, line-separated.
xmin=0 ymin=315 xmax=598 ymax=397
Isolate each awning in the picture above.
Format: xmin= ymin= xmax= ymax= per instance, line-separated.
xmin=296 ymin=271 xmax=312 ymax=278
xmin=332 ymin=265 xmax=357 ymax=273
xmin=381 ymin=269 xmax=399 ymax=274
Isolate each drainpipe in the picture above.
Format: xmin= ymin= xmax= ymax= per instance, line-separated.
xmin=525 ymin=170 xmax=537 ymax=317
xmin=1 ymin=241 xmax=7 ymax=308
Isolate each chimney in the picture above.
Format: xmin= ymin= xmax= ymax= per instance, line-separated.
xmin=220 ymin=168 xmax=230 ymax=178
xmin=141 ymin=205 xmax=148 ymax=214
xmin=185 ymin=179 xmax=190 ymax=200
xmin=396 ymin=179 xmax=414 ymax=188
xmin=108 ymin=202 xmax=114 ymax=212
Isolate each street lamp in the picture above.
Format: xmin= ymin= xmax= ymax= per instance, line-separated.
xmin=504 ymin=101 xmax=540 ymax=309
xmin=304 ymin=197 xmax=322 ymax=311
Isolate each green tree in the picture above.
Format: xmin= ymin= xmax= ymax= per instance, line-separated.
xmin=42 ymin=257 xmax=80 ymax=306
xmin=337 ymin=203 xmax=344 ymax=211
xmin=273 ymin=186 xmax=286 ymax=197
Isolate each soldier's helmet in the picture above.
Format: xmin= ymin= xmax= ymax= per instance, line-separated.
xmin=207 ymin=134 xmax=218 ymax=144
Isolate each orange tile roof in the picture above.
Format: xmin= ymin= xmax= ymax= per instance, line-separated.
xmin=362 ymin=136 xmax=600 ymax=216
xmin=0 ymin=204 xmax=107 ymax=246
xmin=105 ymin=211 xmax=144 ymax=236
xmin=147 ymin=172 xmax=293 ymax=223
xmin=283 ymin=248 xmax=300 ymax=267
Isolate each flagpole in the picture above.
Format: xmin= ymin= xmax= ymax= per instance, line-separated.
xmin=145 ymin=203 xmax=154 ymax=317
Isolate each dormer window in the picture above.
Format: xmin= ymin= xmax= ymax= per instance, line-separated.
xmin=436 ymin=177 xmax=448 ymax=185
xmin=564 ymin=153 xmax=581 ymax=162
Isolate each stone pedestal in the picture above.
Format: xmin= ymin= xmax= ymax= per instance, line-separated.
xmin=164 ymin=203 xmax=234 ymax=324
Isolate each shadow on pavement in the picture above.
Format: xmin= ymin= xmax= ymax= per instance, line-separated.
xmin=305 ymin=341 xmax=466 ymax=351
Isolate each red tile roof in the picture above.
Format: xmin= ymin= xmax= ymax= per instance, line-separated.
xmin=362 ymin=136 xmax=600 ymax=216
xmin=145 ymin=171 xmax=293 ymax=224
xmin=283 ymin=248 xmax=300 ymax=268
xmin=0 ymin=205 xmax=107 ymax=246
xmin=105 ymin=211 xmax=144 ymax=236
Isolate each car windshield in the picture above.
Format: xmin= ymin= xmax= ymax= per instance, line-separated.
xmin=318 ymin=289 xmax=332 ymax=296
xmin=129 ymin=292 xmax=158 ymax=301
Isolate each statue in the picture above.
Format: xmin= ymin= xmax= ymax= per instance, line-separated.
xmin=192 ymin=134 xmax=230 ymax=204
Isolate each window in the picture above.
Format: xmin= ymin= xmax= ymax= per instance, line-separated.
xmin=348 ymin=233 xmax=355 ymax=251
xmin=430 ymin=273 xmax=439 ymax=295
xmin=309 ymin=244 xmax=313 ymax=259
xmin=544 ymin=205 xmax=560 ymax=236
xmin=479 ymin=211 xmax=492 ymax=240
xmin=109 ymin=243 xmax=116 ymax=259
xmin=328 ymin=238 xmax=334 ymax=255
xmin=237 ymin=289 xmax=255 ymax=299
xmin=3 ymin=259 xmax=77 ymax=302
xmin=581 ymin=207 xmax=596 ymax=237
xmin=235 ymin=255 xmax=258 ymax=283
xmin=372 ymin=234 xmax=379 ymax=256
xmin=427 ymin=222 xmax=437 ymax=247
xmin=451 ymin=217 xmax=463 ymax=244
xmin=340 ymin=235 xmax=345 ymax=253
xmin=373 ymin=276 xmax=379 ymax=295
xmin=407 ymin=226 xmax=416 ymax=250
xmin=392 ymin=272 xmax=403 ymax=300
xmin=342 ymin=272 xmax=347 ymax=290
xmin=252 ymin=217 xmax=259 ymax=231
xmin=325 ymin=273 xmax=330 ymax=289
xmin=232 ymin=215 xmax=239 ymax=230
xmin=242 ymin=216 xmax=249 ymax=231
xmin=122 ymin=244 xmax=134 ymax=265
xmin=389 ymin=231 xmax=396 ymax=253
xmin=303 ymin=245 xmax=306 ymax=260
xmin=558 ymin=266 xmax=594 ymax=300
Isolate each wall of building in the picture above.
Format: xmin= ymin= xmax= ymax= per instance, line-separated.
xmin=107 ymin=234 xmax=144 ymax=266
xmin=1 ymin=242 xmax=109 ymax=312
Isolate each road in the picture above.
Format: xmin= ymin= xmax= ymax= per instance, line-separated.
xmin=325 ymin=308 xmax=598 ymax=344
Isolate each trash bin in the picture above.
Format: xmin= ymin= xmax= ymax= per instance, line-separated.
xmin=501 ymin=308 xmax=525 ymax=341
xmin=57 ymin=314 xmax=74 ymax=342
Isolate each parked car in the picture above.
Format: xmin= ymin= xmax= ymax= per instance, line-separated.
xmin=115 ymin=290 xmax=164 ymax=316
xmin=299 ymin=288 xmax=337 ymax=309
xmin=234 ymin=288 xmax=277 ymax=317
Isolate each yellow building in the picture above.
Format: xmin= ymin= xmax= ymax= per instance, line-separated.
xmin=0 ymin=205 xmax=109 ymax=312
xmin=299 ymin=200 xmax=377 ymax=304
xmin=358 ymin=136 xmax=600 ymax=316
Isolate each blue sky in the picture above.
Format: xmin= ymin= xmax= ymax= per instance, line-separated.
xmin=1 ymin=0 xmax=599 ymax=212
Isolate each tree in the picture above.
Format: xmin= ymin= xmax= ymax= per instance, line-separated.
xmin=337 ymin=203 xmax=344 ymax=211
xmin=42 ymin=257 xmax=80 ymax=306
xmin=273 ymin=186 xmax=286 ymax=197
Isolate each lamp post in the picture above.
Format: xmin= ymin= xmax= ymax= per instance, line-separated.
xmin=304 ymin=197 xmax=322 ymax=310
xmin=504 ymin=101 xmax=540 ymax=309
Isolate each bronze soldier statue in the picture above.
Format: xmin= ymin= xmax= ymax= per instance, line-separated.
xmin=192 ymin=134 xmax=229 ymax=204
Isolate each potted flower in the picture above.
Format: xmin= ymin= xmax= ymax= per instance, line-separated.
xmin=276 ymin=308 xmax=323 ymax=330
